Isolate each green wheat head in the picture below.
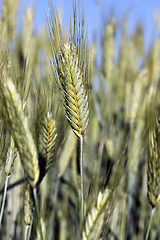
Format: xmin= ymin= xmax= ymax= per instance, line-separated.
xmin=102 ymin=23 xmax=114 ymax=80
xmin=56 ymin=42 xmax=89 ymax=137
xmin=1 ymin=78 xmax=39 ymax=188
xmin=47 ymin=0 xmax=90 ymax=138
xmin=147 ymin=107 xmax=160 ymax=207
xmin=38 ymin=112 xmax=57 ymax=182
xmin=146 ymin=81 xmax=160 ymax=208
xmin=5 ymin=136 xmax=17 ymax=177
xmin=24 ymin=181 xmax=33 ymax=226
xmin=0 ymin=0 xmax=19 ymax=39
xmin=82 ymin=188 xmax=111 ymax=240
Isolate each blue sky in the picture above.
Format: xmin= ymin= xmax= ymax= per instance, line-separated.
xmin=17 ymin=0 xmax=160 ymax=50
xmin=0 ymin=0 xmax=159 ymax=52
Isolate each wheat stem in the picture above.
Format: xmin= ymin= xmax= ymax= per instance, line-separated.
xmin=25 ymin=226 xmax=30 ymax=240
xmin=33 ymin=188 xmax=43 ymax=240
xmin=145 ymin=208 xmax=155 ymax=240
xmin=0 ymin=177 xmax=9 ymax=226
xmin=48 ymin=174 xmax=61 ymax=240
xmin=80 ymin=135 xmax=84 ymax=223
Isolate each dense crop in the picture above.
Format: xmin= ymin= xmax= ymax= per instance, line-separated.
xmin=0 ymin=0 xmax=160 ymax=239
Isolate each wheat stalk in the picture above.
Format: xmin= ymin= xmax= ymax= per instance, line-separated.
xmin=0 ymin=136 xmax=17 ymax=226
xmin=47 ymin=0 xmax=90 ymax=226
xmin=56 ymin=42 xmax=89 ymax=223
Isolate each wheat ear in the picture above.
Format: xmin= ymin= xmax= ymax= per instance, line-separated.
xmin=102 ymin=23 xmax=114 ymax=80
xmin=38 ymin=112 xmax=57 ymax=183
xmin=47 ymin=0 xmax=90 ymax=224
xmin=147 ymin=107 xmax=160 ymax=208
xmin=146 ymin=82 xmax=160 ymax=238
xmin=56 ymin=43 xmax=89 ymax=138
xmin=56 ymin=43 xmax=89 ymax=223
xmin=1 ymin=78 xmax=39 ymax=188
xmin=82 ymin=188 xmax=111 ymax=240
xmin=1 ymin=78 xmax=43 ymax=237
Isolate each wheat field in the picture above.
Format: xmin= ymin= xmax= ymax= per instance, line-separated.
xmin=0 ymin=0 xmax=160 ymax=239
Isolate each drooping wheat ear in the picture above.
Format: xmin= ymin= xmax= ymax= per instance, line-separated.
xmin=1 ymin=78 xmax=39 ymax=188
xmin=56 ymin=42 xmax=89 ymax=138
xmin=38 ymin=112 xmax=57 ymax=183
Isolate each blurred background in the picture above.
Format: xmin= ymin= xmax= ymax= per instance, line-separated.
xmin=16 ymin=0 xmax=160 ymax=53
